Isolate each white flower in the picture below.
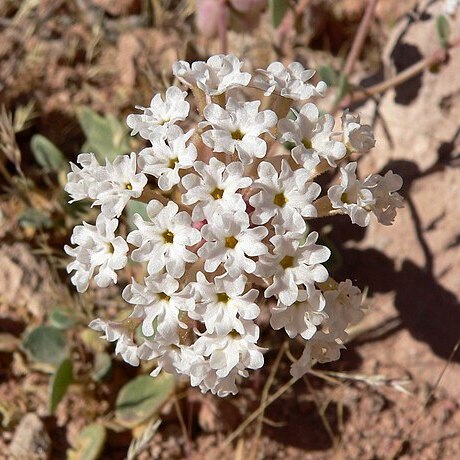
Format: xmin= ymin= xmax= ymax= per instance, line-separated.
xmin=127 ymin=86 xmax=189 ymax=140
xmin=128 ymin=200 xmax=201 ymax=277
xmin=65 ymin=214 xmax=128 ymax=292
xmin=182 ymin=158 xmax=252 ymax=221
xmin=95 ymin=153 xmax=148 ymax=218
xmin=365 ymin=170 xmax=404 ymax=225
xmin=270 ymin=287 xmax=326 ymax=339
xmin=193 ymin=319 xmax=264 ymax=379
xmin=139 ymin=339 xmax=210 ymax=383
xmin=288 ymin=280 xmax=363 ymax=379
xmin=290 ymin=333 xmax=344 ymax=379
xmin=323 ymin=280 xmax=363 ymax=341
xmin=203 ymin=367 xmax=241 ymax=397
xmin=279 ymin=103 xmax=347 ymax=169
xmin=444 ymin=0 xmax=460 ymax=15
xmin=198 ymin=211 xmax=268 ymax=276
xmin=66 ymin=152 xmax=147 ymax=218
xmin=139 ymin=126 xmax=197 ymax=191
xmin=65 ymin=153 xmax=107 ymax=202
xmin=249 ymin=160 xmax=321 ymax=233
xmin=89 ymin=317 xmax=140 ymax=366
xmin=123 ymin=273 xmax=193 ymax=341
xmin=200 ymin=98 xmax=277 ymax=164
xmin=254 ymin=61 xmax=327 ymax=100
xmin=341 ymin=109 xmax=375 ymax=153
xmin=328 ymin=162 xmax=375 ymax=227
xmin=173 ymin=54 xmax=251 ymax=96
xmin=256 ymin=232 xmax=330 ymax=306
xmin=328 ymin=162 xmax=403 ymax=227
xmin=191 ymin=272 xmax=260 ymax=335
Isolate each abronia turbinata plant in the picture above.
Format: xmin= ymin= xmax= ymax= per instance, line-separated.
xmin=64 ymin=54 xmax=403 ymax=396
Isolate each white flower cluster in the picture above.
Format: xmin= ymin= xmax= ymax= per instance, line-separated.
xmin=444 ymin=0 xmax=460 ymax=15
xmin=65 ymin=55 xmax=403 ymax=397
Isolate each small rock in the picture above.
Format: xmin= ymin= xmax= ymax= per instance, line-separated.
xmin=8 ymin=413 xmax=51 ymax=459
xmin=91 ymin=0 xmax=139 ymax=16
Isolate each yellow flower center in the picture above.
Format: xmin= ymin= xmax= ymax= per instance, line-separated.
xmin=162 ymin=230 xmax=174 ymax=243
xmin=280 ymin=255 xmax=295 ymax=269
xmin=273 ymin=193 xmax=287 ymax=207
xmin=341 ymin=192 xmax=350 ymax=203
xmin=302 ymin=138 xmax=312 ymax=149
xmin=229 ymin=329 xmax=241 ymax=338
xmin=168 ymin=157 xmax=178 ymax=168
xmin=225 ymin=236 xmax=238 ymax=249
xmin=211 ymin=188 xmax=224 ymax=200
xmin=231 ymin=129 xmax=244 ymax=141
xmin=217 ymin=292 xmax=230 ymax=303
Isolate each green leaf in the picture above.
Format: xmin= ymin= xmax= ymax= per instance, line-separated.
xmin=30 ymin=134 xmax=66 ymax=171
xmin=49 ymin=358 xmax=73 ymax=413
xmin=77 ymin=107 xmax=131 ymax=163
xmin=335 ymin=73 xmax=350 ymax=104
xmin=61 ymin=194 xmax=92 ymax=218
xmin=68 ymin=424 xmax=107 ymax=460
xmin=80 ymin=329 xmax=106 ymax=352
xmin=92 ymin=352 xmax=112 ymax=381
xmin=19 ymin=208 xmax=53 ymax=230
xmin=436 ymin=15 xmax=450 ymax=49
xmin=135 ymin=318 xmax=157 ymax=344
xmin=126 ymin=201 xmax=148 ymax=231
xmin=319 ymin=65 xmax=340 ymax=87
xmin=22 ymin=326 xmax=68 ymax=366
xmin=49 ymin=309 xmax=78 ymax=330
xmin=317 ymin=232 xmax=342 ymax=274
xmin=115 ymin=374 xmax=174 ymax=428
xmin=269 ymin=0 xmax=289 ymax=28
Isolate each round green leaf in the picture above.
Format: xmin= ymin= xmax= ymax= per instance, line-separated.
xmin=19 ymin=208 xmax=53 ymax=230
xmin=22 ymin=326 xmax=67 ymax=366
xmin=77 ymin=107 xmax=130 ymax=162
xmin=126 ymin=201 xmax=148 ymax=232
xmin=49 ymin=358 xmax=73 ymax=413
xmin=68 ymin=424 xmax=107 ymax=460
xmin=269 ymin=0 xmax=289 ymax=27
xmin=30 ymin=134 xmax=66 ymax=171
xmin=49 ymin=309 xmax=78 ymax=330
xmin=115 ymin=374 xmax=174 ymax=428
xmin=92 ymin=352 xmax=112 ymax=381
xmin=436 ymin=15 xmax=451 ymax=49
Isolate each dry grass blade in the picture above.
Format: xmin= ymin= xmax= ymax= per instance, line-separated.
xmin=220 ymin=375 xmax=298 ymax=450
xmin=0 ymin=105 xmax=22 ymax=177
xmin=174 ymin=394 xmax=192 ymax=457
xmin=310 ymin=369 xmax=412 ymax=395
xmin=12 ymin=0 xmax=40 ymax=24
xmin=13 ymin=101 xmax=36 ymax=133
xmin=248 ymin=341 xmax=288 ymax=460
xmin=388 ymin=336 xmax=460 ymax=459
xmin=303 ymin=376 xmax=340 ymax=450
xmin=126 ymin=418 xmax=162 ymax=460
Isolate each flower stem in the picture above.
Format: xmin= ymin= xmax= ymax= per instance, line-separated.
xmin=342 ymin=0 xmax=379 ymax=77
xmin=341 ymin=37 xmax=460 ymax=107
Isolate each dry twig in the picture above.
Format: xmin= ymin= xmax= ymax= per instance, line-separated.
xmin=342 ymin=37 xmax=460 ymax=107
xmin=342 ymin=0 xmax=379 ymax=77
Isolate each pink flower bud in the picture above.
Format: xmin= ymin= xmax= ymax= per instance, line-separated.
xmin=229 ymin=0 xmax=267 ymax=13
xmin=195 ymin=0 xmax=224 ymax=38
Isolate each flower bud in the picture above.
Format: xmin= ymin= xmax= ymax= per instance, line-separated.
xmin=229 ymin=0 xmax=267 ymax=13
xmin=195 ymin=0 xmax=224 ymax=38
